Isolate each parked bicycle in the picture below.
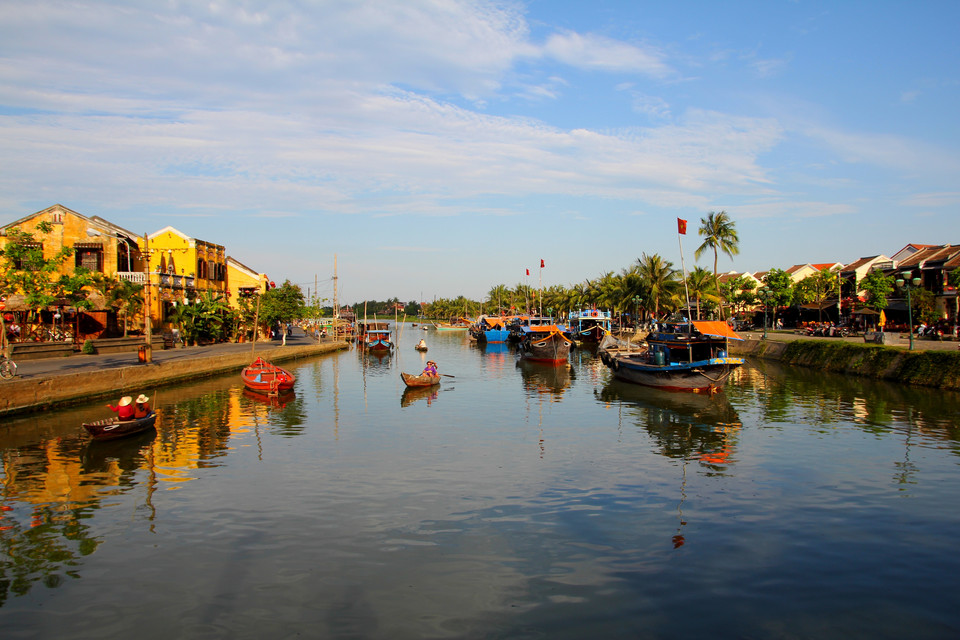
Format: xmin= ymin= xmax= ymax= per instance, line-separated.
xmin=0 ymin=353 xmax=17 ymax=379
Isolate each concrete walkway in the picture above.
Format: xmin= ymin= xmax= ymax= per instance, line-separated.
xmin=738 ymin=329 xmax=960 ymax=351
xmin=8 ymin=328 xmax=323 ymax=380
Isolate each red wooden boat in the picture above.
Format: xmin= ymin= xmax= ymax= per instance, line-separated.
xmin=242 ymin=357 xmax=296 ymax=394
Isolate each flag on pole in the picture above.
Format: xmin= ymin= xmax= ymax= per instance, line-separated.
xmin=526 ymin=268 xmax=530 ymax=276
xmin=677 ymin=218 xmax=687 ymax=235
xmin=540 ymin=259 xmax=545 ymax=268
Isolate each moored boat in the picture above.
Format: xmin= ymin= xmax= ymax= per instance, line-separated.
xmin=517 ymin=324 xmax=572 ymax=364
xmin=83 ymin=411 xmax=157 ymax=441
xmin=568 ymin=308 xmax=613 ymax=343
xmin=357 ymin=321 xmax=394 ymax=351
xmin=241 ymin=356 xmax=296 ymax=393
xmin=471 ymin=315 xmax=513 ymax=343
xmin=599 ymin=320 xmax=744 ymax=393
xmin=400 ymin=372 xmax=441 ymax=387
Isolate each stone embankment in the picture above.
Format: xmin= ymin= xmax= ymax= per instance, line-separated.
xmin=731 ymin=336 xmax=960 ymax=391
xmin=1 ymin=341 xmax=348 ymax=418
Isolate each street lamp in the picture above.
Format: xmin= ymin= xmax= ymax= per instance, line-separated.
xmin=896 ymin=270 xmax=922 ymax=351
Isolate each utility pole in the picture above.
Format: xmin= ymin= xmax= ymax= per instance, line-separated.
xmin=142 ymin=232 xmax=153 ymax=362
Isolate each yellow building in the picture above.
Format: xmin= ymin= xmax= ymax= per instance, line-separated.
xmin=226 ymin=256 xmax=268 ymax=309
xmin=0 ymin=204 xmax=144 ymax=338
xmin=142 ymin=226 xmax=228 ymax=325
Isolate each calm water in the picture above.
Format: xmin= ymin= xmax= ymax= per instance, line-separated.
xmin=2 ymin=325 xmax=960 ymax=639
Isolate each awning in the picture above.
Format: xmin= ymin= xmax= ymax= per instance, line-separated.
xmin=692 ymin=321 xmax=743 ymax=341
xmin=853 ymin=308 xmax=880 ymax=315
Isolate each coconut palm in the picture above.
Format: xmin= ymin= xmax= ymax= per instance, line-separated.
xmin=635 ymin=253 xmax=679 ymax=320
xmin=685 ymin=267 xmax=719 ymax=320
xmin=695 ymin=210 xmax=740 ymax=320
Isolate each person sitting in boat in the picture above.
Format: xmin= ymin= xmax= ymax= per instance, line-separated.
xmin=134 ymin=394 xmax=151 ymax=418
xmin=416 ymin=338 xmax=427 ymax=349
xmin=423 ymin=360 xmax=438 ymax=376
xmin=106 ymin=396 xmax=135 ymax=420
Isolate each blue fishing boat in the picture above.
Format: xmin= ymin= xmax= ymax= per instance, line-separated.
xmin=599 ymin=320 xmax=744 ymax=393
xmin=568 ymin=308 xmax=613 ymax=343
xmin=472 ymin=315 xmax=514 ymax=343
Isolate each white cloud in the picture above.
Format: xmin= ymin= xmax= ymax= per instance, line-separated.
xmin=541 ymin=31 xmax=671 ymax=76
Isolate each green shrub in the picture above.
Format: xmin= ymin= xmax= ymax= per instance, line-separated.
xmin=81 ymin=339 xmax=95 ymax=354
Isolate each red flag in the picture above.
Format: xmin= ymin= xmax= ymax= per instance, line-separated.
xmin=540 ymin=259 xmax=545 ymax=268
xmin=677 ymin=218 xmax=687 ymax=235
xmin=525 ymin=268 xmax=530 ymax=276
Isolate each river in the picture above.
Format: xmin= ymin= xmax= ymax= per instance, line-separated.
xmin=2 ymin=323 xmax=959 ymax=639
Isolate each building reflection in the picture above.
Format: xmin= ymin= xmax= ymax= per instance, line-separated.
xmin=0 ymin=376 xmax=305 ymax=603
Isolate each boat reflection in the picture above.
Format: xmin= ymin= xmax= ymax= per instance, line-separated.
xmin=401 ymin=384 xmax=440 ymax=407
xmin=242 ymin=388 xmax=296 ymax=408
xmin=596 ymin=378 xmax=742 ymax=466
xmin=516 ymin=359 xmax=573 ymax=400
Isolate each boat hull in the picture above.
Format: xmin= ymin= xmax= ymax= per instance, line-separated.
xmin=400 ymin=372 xmax=441 ymax=387
xmin=602 ymin=352 xmax=742 ymax=393
xmin=241 ymin=357 xmax=296 ymax=393
xmin=519 ymin=330 xmax=571 ymax=364
xmin=83 ymin=411 xmax=157 ymax=441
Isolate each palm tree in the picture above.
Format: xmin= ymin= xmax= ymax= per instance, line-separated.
xmin=487 ymin=284 xmax=510 ymax=315
xmin=695 ymin=210 xmax=740 ymax=320
xmin=635 ymin=253 xmax=679 ymax=320
xmin=686 ymin=267 xmax=719 ymax=320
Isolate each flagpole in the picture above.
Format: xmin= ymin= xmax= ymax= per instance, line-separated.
xmin=677 ymin=220 xmax=692 ymax=328
xmin=538 ymin=260 xmax=544 ymax=317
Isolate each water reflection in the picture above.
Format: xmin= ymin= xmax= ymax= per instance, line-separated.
xmin=516 ymin=359 xmax=573 ymax=400
xmin=596 ymin=378 xmax=742 ymax=467
xmin=400 ymin=385 xmax=440 ymax=407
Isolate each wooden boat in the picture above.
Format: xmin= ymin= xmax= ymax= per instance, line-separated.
xmin=357 ymin=321 xmax=394 ymax=351
xmin=568 ymin=308 xmax=613 ymax=343
xmin=433 ymin=317 xmax=471 ymax=331
xmin=400 ymin=372 xmax=441 ymax=387
xmin=415 ymin=339 xmax=428 ymax=351
xmin=470 ymin=315 xmax=514 ymax=343
xmin=241 ymin=356 xmax=296 ymax=393
xmin=598 ymin=320 xmax=744 ymax=393
xmin=518 ymin=324 xmax=572 ymax=364
xmin=83 ymin=411 xmax=157 ymax=441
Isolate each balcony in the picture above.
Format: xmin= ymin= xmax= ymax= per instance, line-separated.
xmin=118 ymin=271 xmax=147 ymax=284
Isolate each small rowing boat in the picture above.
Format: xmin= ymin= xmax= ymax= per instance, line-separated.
xmin=241 ymin=357 xmax=296 ymax=394
xmin=400 ymin=372 xmax=441 ymax=387
xmin=83 ymin=411 xmax=157 ymax=441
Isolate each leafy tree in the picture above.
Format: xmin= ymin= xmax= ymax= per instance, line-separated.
xmin=761 ymin=268 xmax=793 ymax=328
xmin=259 ymin=280 xmax=305 ymax=334
xmin=794 ymin=268 xmax=839 ymax=322
xmin=694 ymin=211 xmax=739 ymax=320
xmin=859 ymin=270 xmax=894 ymax=311
xmin=1 ymin=221 xmax=76 ymax=341
xmin=721 ymin=275 xmax=757 ymax=317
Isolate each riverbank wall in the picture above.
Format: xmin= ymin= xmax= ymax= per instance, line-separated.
xmin=732 ymin=338 xmax=960 ymax=390
xmin=0 ymin=341 xmax=348 ymax=418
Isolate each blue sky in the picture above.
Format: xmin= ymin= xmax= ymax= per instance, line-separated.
xmin=2 ymin=1 xmax=958 ymax=305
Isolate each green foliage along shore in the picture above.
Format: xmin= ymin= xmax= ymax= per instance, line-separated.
xmin=778 ymin=341 xmax=960 ymax=390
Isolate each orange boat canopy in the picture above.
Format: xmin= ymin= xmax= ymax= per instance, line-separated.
xmin=692 ymin=321 xmax=743 ymax=341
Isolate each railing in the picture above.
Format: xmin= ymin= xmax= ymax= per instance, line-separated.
xmin=118 ymin=272 xmax=147 ymax=284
